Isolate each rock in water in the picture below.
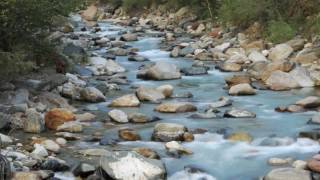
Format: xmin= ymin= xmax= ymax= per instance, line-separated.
xmin=138 ymin=62 xmax=181 ymax=80
xmin=295 ymin=96 xmax=320 ymax=109
xmin=136 ymin=87 xmax=165 ymax=103
xmin=109 ymin=94 xmax=140 ymax=107
xmin=44 ymin=108 xmax=75 ymax=130
xmin=118 ymin=128 xmax=141 ymax=141
xmin=81 ymin=5 xmax=98 ymax=21
xmin=120 ymin=33 xmax=138 ymax=41
xmin=80 ymin=87 xmax=106 ymax=103
xmin=264 ymin=168 xmax=311 ymax=180
xmin=224 ymin=109 xmax=256 ymax=118
xmin=152 ymin=123 xmax=187 ymax=142
xmin=108 ymin=109 xmax=128 ymax=123
xmin=266 ymin=70 xmax=299 ymax=91
xmin=156 ymin=84 xmax=174 ymax=98
xmin=24 ymin=108 xmax=45 ymax=133
xmin=228 ymin=83 xmax=256 ymax=96
xmin=100 ymin=151 xmax=166 ymax=180
xmin=154 ymin=102 xmax=197 ymax=113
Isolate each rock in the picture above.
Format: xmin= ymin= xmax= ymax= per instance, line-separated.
xmin=310 ymin=114 xmax=320 ymax=124
xmin=59 ymin=82 xmax=79 ymax=99
xmin=208 ymin=97 xmax=233 ymax=108
xmin=183 ymin=132 xmax=194 ymax=142
xmin=128 ymin=113 xmax=156 ymax=123
xmin=217 ymin=62 xmax=242 ymax=72
xmin=80 ymin=87 xmax=106 ymax=103
xmin=227 ymin=132 xmax=253 ymax=142
xmin=268 ymin=158 xmax=291 ymax=166
xmin=295 ymin=96 xmax=320 ymax=108
xmin=37 ymin=92 xmax=76 ymax=112
xmin=308 ymin=158 xmax=320 ymax=173
xmin=133 ymin=148 xmax=160 ymax=159
xmin=128 ymin=55 xmax=149 ymax=62
xmin=181 ymin=67 xmax=208 ymax=76
xmin=168 ymin=166 xmax=217 ymax=180
xmin=260 ymin=61 xmax=295 ymax=82
xmin=0 ymin=133 xmax=13 ymax=144
xmin=81 ymin=5 xmax=98 ymax=21
xmin=138 ymin=62 xmax=181 ymax=80
xmin=44 ymin=108 xmax=75 ymax=130
xmin=75 ymin=113 xmax=96 ymax=122
xmin=289 ymin=67 xmax=314 ymax=87
xmin=108 ymin=109 xmax=128 ymax=123
xmin=136 ymin=87 xmax=165 ymax=103
xmin=32 ymin=144 xmax=48 ymax=157
xmin=156 ymin=84 xmax=174 ymax=98
xmin=287 ymin=105 xmax=305 ymax=113
xmin=109 ymin=94 xmax=140 ymax=107
xmin=57 ymin=121 xmax=83 ymax=133
xmin=194 ymin=52 xmax=213 ymax=61
xmin=170 ymin=46 xmax=180 ymax=57
xmin=106 ymin=60 xmax=126 ymax=74
xmin=24 ymin=108 xmax=45 ymax=133
xmin=225 ymin=75 xmax=251 ymax=88
xmin=41 ymin=140 xmax=60 ymax=153
xmin=73 ymin=163 xmax=95 ymax=178
xmin=152 ymin=123 xmax=187 ymax=142
xmin=118 ymin=128 xmax=141 ymax=141
xmin=79 ymin=148 xmax=109 ymax=156
xmin=189 ymin=112 xmax=217 ymax=119
xmin=287 ymin=38 xmax=305 ymax=51
xmin=41 ymin=158 xmax=69 ymax=172
xmin=88 ymin=57 xmax=125 ymax=75
xmin=292 ymin=160 xmax=307 ymax=169
xmin=266 ymin=70 xmax=299 ymax=91
xmin=227 ymin=54 xmax=248 ymax=64
xmin=229 ymin=83 xmax=256 ymax=96
xmin=120 ymin=33 xmax=138 ymax=41
xmin=165 ymin=141 xmax=192 ymax=155
xmin=12 ymin=172 xmax=41 ymax=180
xmin=155 ymin=102 xmax=197 ymax=113
xmin=215 ymin=42 xmax=231 ymax=52
xmin=55 ymin=138 xmax=67 ymax=146
xmin=224 ymin=109 xmax=256 ymax=118
xmin=100 ymin=151 xmax=166 ymax=180
xmin=264 ymin=168 xmax=311 ymax=180
xmin=248 ymin=51 xmax=268 ymax=62
xmin=179 ymin=46 xmax=194 ymax=56
xmin=269 ymin=44 xmax=294 ymax=61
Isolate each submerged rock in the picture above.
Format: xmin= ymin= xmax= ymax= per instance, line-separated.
xmin=152 ymin=123 xmax=187 ymax=142
xmin=227 ymin=132 xmax=253 ymax=142
xmin=208 ymin=97 xmax=233 ymax=108
xmin=181 ymin=66 xmax=208 ymax=76
xmin=100 ymin=151 xmax=166 ymax=180
xmin=118 ymin=128 xmax=141 ymax=141
xmin=154 ymin=102 xmax=197 ymax=113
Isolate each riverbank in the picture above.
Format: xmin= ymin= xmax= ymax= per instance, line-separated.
xmin=1 ymin=3 xmax=320 ymax=180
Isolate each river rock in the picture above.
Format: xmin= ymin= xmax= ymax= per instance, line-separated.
xmin=155 ymin=102 xmax=197 ymax=113
xmin=109 ymin=94 xmax=140 ymax=107
xmin=229 ymin=83 xmax=256 ymax=96
xmin=105 ymin=60 xmax=126 ymax=74
xmin=289 ymin=67 xmax=314 ymax=87
xmin=189 ymin=111 xmax=217 ymax=119
xmin=156 ymin=84 xmax=174 ymax=98
xmin=248 ymin=50 xmax=268 ymax=62
xmin=287 ymin=38 xmax=305 ymax=51
xmin=208 ymin=97 xmax=232 ymax=108
xmin=227 ymin=132 xmax=253 ymax=142
xmin=75 ymin=113 xmax=96 ymax=122
xmin=37 ymin=92 xmax=76 ymax=112
xmin=269 ymin=44 xmax=294 ymax=61
xmin=57 ymin=121 xmax=83 ymax=133
xmin=179 ymin=46 xmax=194 ymax=56
xmin=310 ymin=114 xmax=320 ymax=124
xmin=225 ymin=75 xmax=251 ymax=87
xmin=299 ymin=131 xmax=320 ymax=140
xmin=128 ymin=55 xmax=149 ymax=62
xmin=287 ymin=105 xmax=305 ymax=113
xmin=73 ymin=163 xmax=95 ymax=178
xmin=138 ymin=62 xmax=181 ymax=80
xmin=292 ymin=160 xmax=307 ymax=169
xmin=81 ymin=5 xmax=98 ymax=21
xmin=12 ymin=172 xmax=41 ymax=180
xmin=128 ymin=112 xmax=157 ymax=123
xmin=55 ymin=138 xmax=67 ymax=146
xmin=165 ymin=141 xmax=192 ymax=156
xmin=266 ymin=70 xmax=299 ymax=91
xmin=170 ymin=46 xmax=180 ymax=57
xmin=41 ymin=140 xmax=60 ymax=153
xmin=133 ymin=148 xmax=160 ymax=159
xmin=168 ymin=166 xmax=216 ymax=180
xmin=40 ymin=158 xmax=69 ymax=172
xmin=0 ymin=133 xmax=13 ymax=144
xmin=100 ymin=151 xmax=166 ymax=180
xmin=152 ymin=123 xmax=187 ymax=142
xmin=24 ymin=108 xmax=45 ymax=133
xmin=260 ymin=61 xmax=295 ymax=82
xmin=307 ymin=158 xmax=320 ymax=173
xmin=295 ymin=96 xmax=320 ymax=108
xmin=181 ymin=67 xmax=208 ymax=76
xmin=108 ymin=109 xmax=128 ymax=123
xmin=264 ymin=168 xmax=311 ymax=180
xmin=136 ymin=87 xmax=165 ymax=103
xmin=44 ymin=108 xmax=75 ymax=130
xmin=224 ymin=109 xmax=256 ymax=118
xmin=227 ymin=54 xmax=248 ymax=64
xmin=120 ymin=33 xmax=138 ymax=41
xmin=79 ymin=148 xmax=110 ymax=156
xmin=268 ymin=157 xmax=292 ymax=166
xmin=80 ymin=87 xmax=106 ymax=103
xmin=217 ymin=62 xmax=242 ymax=72
xmin=119 ymin=128 xmax=141 ymax=141
xmin=32 ymin=144 xmax=48 ymax=157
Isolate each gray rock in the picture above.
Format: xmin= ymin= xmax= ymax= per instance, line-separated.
xmin=208 ymin=97 xmax=232 ymax=108
xmin=181 ymin=67 xmax=208 ymax=76
xmin=136 ymin=87 xmax=165 ymax=103
xmin=120 ymin=33 xmax=138 ymax=41
xmin=310 ymin=114 xmax=320 ymax=124
xmin=229 ymin=83 xmax=256 ymax=96
xmin=24 ymin=108 xmax=45 ymax=133
xmin=73 ymin=163 xmax=95 ymax=178
xmin=108 ymin=109 xmax=128 ymax=123
xmin=224 ymin=108 xmax=256 ymax=118
xmin=80 ymin=87 xmax=106 ymax=103
xmin=128 ymin=55 xmax=149 ymax=62
xmin=138 ymin=62 xmax=181 ymax=80
xmin=264 ymin=168 xmax=311 ymax=180
xmin=152 ymin=123 xmax=187 ymax=142
xmin=179 ymin=46 xmax=194 ymax=56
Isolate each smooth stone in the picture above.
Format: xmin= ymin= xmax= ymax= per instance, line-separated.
xmin=41 ymin=140 xmax=60 ymax=153
xmin=57 ymin=121 xmax=83 ymax=133
xmin=12 ymin=172 xmax=41 ymax=180
xmin=165 ymin=141 xmax=193 ymax=155
xmin=155 ymin=102 xmax=197 ymax=113
xmin=100 ymin=151 xmax=166 ymax=180
xmin=136 ymin=87 xmax=165 ymax=103
xmin=292 ymin=160 xmax=307 ymax=169
xmin=269 ymin=44 xmax=293 ymax=62
xmin=264 ymin=168 xmax=311 ymax=180
xmin=0 ymin=133 xmax=13 ymax=144
xmin=289 ymin=67 xmax=314 ymax=88
xmin=268 ymin=157 xmax=292 ymax=166
xmin=128 ymin=112 xmax=158 ymax=123
xmin=229 ymin=83 xmax=256 ymax=96
xmin=227 ymin=132 xmax=253 ymax=142
xmin=208 ymin=97 xmax=233 ymax=108
xmin=152 ymin=123 xmax=187 ymax=142
xmin=138 ymin=62 xmax=181 ymax=80
xmin=80 ymin=87 xmax=106 ymax=103
xmin=75 ymin=113 xmax=96 ymax=122
xmin=108 ymin=109 xmax=128 ymax=123
xmin=224 ymin=109 xmax=256 ymax=118
xmin=287 ymin=105 xmax=305 ymax=113
xmin=120 ymin=33 xmax=138 ymax=41
xmin=133 ymin=148 xmax=160 ymax=159
xmin=308 ymin=159 xmax=320 ymax=173
xmin=156 ymin=84 xmax=174 ymax=98
xmin=266 ymin=70 xmax=299 ymax=91
xmin=118 ymin=128 xmax=141 ymax=141
xmin=109 ymin=94 xmax=140 ymax=107
xmin=295 ymin=96 xmax=320 ymax=109
xmin=225 ymin=75 xmax=251 ymax=88
xmin=24 ymin=108 xmax=45 ymax=133
xmin=72 ymin=163 xmax=95 ymax=178
xmin=44 ymin=108 xmax=75 ymax=130
xmin=55 ymin=138 xmax=67 ymax=146
xmin=181 ymin=67 xmax=208 ymax=76
xmin=128 ymin=55 xmax=149 ymax=62
xmin=189 ymin=112 xmax=217 ymax=119
xmin=217 ymin=62 xmax=242 ymax=72
xmin=32 ymin=144 xmax=48 ymax=157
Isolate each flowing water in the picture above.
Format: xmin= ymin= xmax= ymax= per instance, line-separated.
xmin=69 ymin=17 xmax=320 ymax=180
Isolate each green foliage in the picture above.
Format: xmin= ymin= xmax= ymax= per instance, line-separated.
xmin=266 ymin=20 xmax=296 ymax=43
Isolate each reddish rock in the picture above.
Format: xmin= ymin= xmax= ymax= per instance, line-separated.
xmin=45 ymin=108 xmax=75 ymax=130
xmin=307 ymin=159 xmax=320 ymax=173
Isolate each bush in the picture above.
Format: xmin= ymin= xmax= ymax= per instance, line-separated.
xmin=266 ymin=20 xmax=296 ymax=43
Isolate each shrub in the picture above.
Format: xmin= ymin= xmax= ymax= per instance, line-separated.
xmin=266 ymin=20 xmax=296 ymax=43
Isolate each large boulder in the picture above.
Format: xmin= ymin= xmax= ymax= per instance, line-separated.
xmin=105 ymin=60 xmax=126 ymax=75
xmin=88 ymin=57 xmax=125 ymax=76
xmin=289 ymin=67 xmax=314 ymax=87
xmin=264 ymin=168 xmax=311 ymax=180
xmin=217 ymin=62 xmax=242 ymax=72
xmin=152 ymin=123 xmax=187 ymax=142
xmin=156 ymin=85 xmax=174 ymax=98
xmin=109 ymin=94 xmax=140 ymax=107
xmin=260 ymin=61 xmax=295 ymax=82
xmin=248 ymin=51 xmax=268 ymax=62
xmin=225 ymin=75 xmax=251 ymax=88
xmin=155 ymin=102 xmax=197 ymax=113
xmin=268 ymin=44 xmax=293 ymax=61
xmin=81 ymin=5 xmax=98 ymax=21
xmin=100 ymin=151 xmax=166 ymax=180
xmin=80 ymin=87 xmax=106 ymax=103
xmin=229 ymin=83 xmax=256 ymax=96
xmin=295 ymin=96 xmax=320 ymax=109
xmin=44 ymin=108 xmax=76 ymax=130
xmin=266 ymin=70 xmax=299 ymax=91
xmin=138 ymin=62 xmax=181 ymax=80
xmin=136 ymin=87 xmax=165 ymax=103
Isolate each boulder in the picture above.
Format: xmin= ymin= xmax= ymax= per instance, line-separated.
xmin=105 ymin=60 xmax=126 ymax=75
xmin=128 ymin=113 xmax=156 ymax=123
xmin=133 ymin=148 xmax=160 ymax=159
xmin=100 ymin=151 xmax=166 ymax=180
xmin=24 ymin=108 xmax=45 ymax=133
xmin=109 ymin=94 xmax=140 ymax=107
xmin=57 ymin=121 xmax=83 ymax=133
xmin=260 ymin=61 xmax=295 ymax=82
xmin=217 ymin=62 xmax=242 ymax=72
xmin=73 ymin=163 xmax=95 ymax=178
xmin=225 ymin=75 xmax=251 ymax=88
xmin=268 ymin=158 xmax=292 ymax=166
xmin=152 ymin=123 xmax=187 ymax=142
xmin=287 ymin=38 xmax=305 ymax=51
xmin=266 ymin=70 xmax=299 ymax=91
xmin=155 ymin=102 xmax=197 ymax=113
xmin=289 ymin=67 xmax=314 ymax=87
xmin=136 ymin=87 xmax=165 ymax=103
xmin=138 ymin=62 xmax=181 ymax=80
xmin=229 ymin=83 xmax=256 ymax=96
xmin=295 ymin=96 xmax=320 ymax=109
xmin=310 ymin=114 xmax=320 ymax=124
xmin=118 ymin=128 xmax=141 ymax=141
xmin=224 ymin=109 xmax=256 ymax=118
xmin=44 ymin=108 xmax=75 ymax=130
xmin=248 ymin=51 xmax=268 ymax=62
xmin=269 ymin=44 xmax=294 ymax=61
xmin=264 ymin=168 xmax=311 ymax=180
xmin=108 ymin=109 xmax=128 ymax=123
xmin=41 ymin=140 xmax=60 ymax=153
xmin=120 ymin=33 xmax=138 ymax=41
xmin=165 ymin=141 xmax=192 ymax=155
xmin=80 ymin=87 xmax=106 ymax=103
